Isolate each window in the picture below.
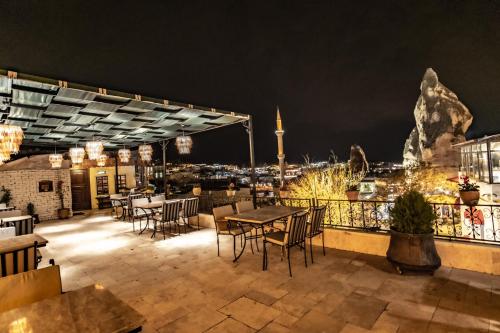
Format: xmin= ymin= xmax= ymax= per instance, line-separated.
xmin=96 ymin=176 xmax=109 ymax=195
xmin=117 ymin=175 xmax=127 ymax=189
xmin=491 ymin=141 xmax=500 ymax=183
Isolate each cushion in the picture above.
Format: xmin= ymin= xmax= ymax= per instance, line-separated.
xmin=0 ymin=265 xmax=62 ymax=313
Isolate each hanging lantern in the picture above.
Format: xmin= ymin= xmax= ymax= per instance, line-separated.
xmin=49 ymin=154 xmax=63 ymax=169
xmin=138 ymin=144 xmax=153 ymax=162
xmin=0 ymin=124 xmax=23 ymax=160
xmin=85 ymin=140 xmax=103 ymax=160
xmin=69 ymin=147 xmax=85 ymax=165
xmin=118 ymin=148 xmax=131 ymax=163
xmin=175 ymin=135 xmax=193 ymax=155
xmin=97 ymin=154 xmax=107 ymax=167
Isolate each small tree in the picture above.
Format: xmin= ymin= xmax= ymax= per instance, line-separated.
xmin=390 ymin=190 xmax=436 ymax=234
xmin=0 ymin=186 xmax=12 ymax=206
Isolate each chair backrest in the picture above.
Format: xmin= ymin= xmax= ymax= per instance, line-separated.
xmin=109 ymin=193 xmax=122 ymax=199
xmin=3 ymin=217 xmax=35 ymax=236
xmin=309 ymin=205 xmax=326 ymax=235
xmin=151 ymin=194 xmax=165 ymax=203
xmin=0 ymin=210 xmax=22 ymax=219
xmin=0 ymin=264 xmax=62 ymax=313
xmin=0 ymin=241 xmax=38 ymax=277
xmin=131 ymin=197 xmax=149 ymax=216
xmin=0 ymin=226 xmax=15 ymax=240
xmin=285 ymin=211 xmax=308 ymax=246
xmin=183 ymin=197 xmax=199 ymax=218
xmin=236 ymin=200 xmax=254 ymax=214
xmin=162 ymin=200 xmax=181 ymax=222
xmin=212 ymin=205 xmax=234 ymax=232
xmin=128 ymin=193 xmax=144 ymax=207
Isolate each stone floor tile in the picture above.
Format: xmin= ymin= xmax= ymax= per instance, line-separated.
xmin=219 ymin=296 xmax=281 ymax=330
xmin=431 ymin=307 xmax=489 ymax=332
xmin=272 ymin=312 xmax=300 ymax=328
xmin=157 ymin=307 xmax=226 ymax=333
xmin=339 ymin=323 xmax=371 ymax=333
xmin=291 ymin=310 xmax=345 ymax=333
xmin=260 ymin=322 xmax=291 ymax=333
xmin=205 ymin=318 xmax=255 ymax=333
xmin=336 ymin=292 xmax=388 ymax=329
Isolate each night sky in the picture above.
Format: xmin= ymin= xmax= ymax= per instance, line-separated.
xmin=0 ymin=1 xmax=499 ymax=165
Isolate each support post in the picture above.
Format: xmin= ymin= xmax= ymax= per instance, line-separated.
xmin=247 ymin=116 xmax=257 ymax=207
xmin=162 ymin=140 xmax=168 ymax=199
xmin=114 ymin=151 xmax=119 ymax=194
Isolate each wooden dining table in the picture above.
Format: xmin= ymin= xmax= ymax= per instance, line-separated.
xmin=225 ymin=205 xmax=306 ymax=262
xmin=0 ymin=284 xmax=145 ymax=332
xmin=0 ymin=234 xmax=48 ymax=253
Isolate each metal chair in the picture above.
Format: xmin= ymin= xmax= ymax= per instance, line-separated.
xmin=127 ymin=194 xmax=145 ymax=222
xmin=235 ymin=200 xmax=260 ymax=252
xmin=152 ymin=200 xmax=181 ymax=239
xmin=130 ymin=197 xmax=149 ymax=232
xmin=306 ymin=205 xmax=326 ymax=263
xmin=263 ymin=211 xmax=308 ymax=277
xmin=181 ymin=197 xmax=200 ymax=229
xmin=212 ymin=205 xmax=253 ymax=260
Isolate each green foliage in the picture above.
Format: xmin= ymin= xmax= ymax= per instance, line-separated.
xmin=458 ymin=176 xmax=479 ymax=192
xmin=0 ymin=186 xmax=12 ymax=206
xmin=27 ymin=202 xmax=35 ymax=215
xmin=390 ymin=190 xmax=436 ymax=234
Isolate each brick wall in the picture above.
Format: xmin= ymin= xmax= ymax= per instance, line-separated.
xmin=0 ymin=169 xmax=72 ymax=221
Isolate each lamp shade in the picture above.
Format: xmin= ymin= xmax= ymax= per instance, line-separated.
xmin=69 ymin=147 xmax=85 ymax=165
xmin=118 ymin=148 xmax=131 ymax=163
xmin=0 ymin=124 xmax=23 ymax=161
xmin=85 ymin=141 xmax=103 ymax=160
xmin=49 ymin=154 xmax=63 ymax=168
xmin=138 ymin=144 xmax=153 ymax=162
xmin=96 ymin=153 xmax=107 ymax=167
xmin=175 ymin=135 xmax=193 ymax=155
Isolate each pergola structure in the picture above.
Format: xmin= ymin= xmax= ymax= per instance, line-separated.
xmin=0 ymin=69 xmax=257 ymax=201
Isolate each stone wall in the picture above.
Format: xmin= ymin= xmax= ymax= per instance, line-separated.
xmin=0 ymin=169 xmax=72 ymax=221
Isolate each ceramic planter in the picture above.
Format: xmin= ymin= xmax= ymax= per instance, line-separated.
xmin=57 ymin=208 xmax=71 ymax=219
xmin=459 ymin=190 xmax=480 ymax=206
xmin=192 ymin=187 xmax=202 ymax=196
xmin=345 ymin=190 xmax=359 ymax=201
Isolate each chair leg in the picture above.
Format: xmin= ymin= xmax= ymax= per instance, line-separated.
xmin=310 ymin=237 xmax=314 ymax=264
xmin=287 ymin=246 xmax=292 ymax=277
xmin=304 ymin=241 xmax=308 ymax=268
xmin=263 ymin=241 xmax=267 ymax=270
xmin=249 ymin=231 xmax=254 ymax=254
xmin=162 ymin=222 xmax=166 ymax=240
xmin=322 ymin=232 xmax=326 ymax=256
xmin=233 ymin=236 xmax=237 ymax=261
xmin=217 ymin=234 xmax=220 ymax=256
xmin=255 ymin=228 xmax=260 ymax=252
xmin=197 ymin=215 xmax=200 ymax=230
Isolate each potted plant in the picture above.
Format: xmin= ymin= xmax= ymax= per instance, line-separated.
xmin=192 ymin=183 xmax=202 ymax=196
xmin=226 ymin=182 xmax=236 ymax=197
xmin=458 ymin=176 xmax=480 ymax=206
xmin=345 ymin=183 xmax=359 ymax=201
xmin=56 ymin=180 xmax=71 ymax=219
xmin=279 ymin=184 xmax=290 ymax=198
xmin=386 ymin=190 xmax=441 ymax=274
xmin=0 ymin=186 xmax=12 ymax=206
xmin=27 ymin=202 xmax=40 ymax=224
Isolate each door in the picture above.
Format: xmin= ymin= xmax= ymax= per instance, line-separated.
xmin=70 ymin=169 xmax=91 ymax=211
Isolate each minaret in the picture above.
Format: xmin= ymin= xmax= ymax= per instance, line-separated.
xmin=275 ymin=106 xmax=285 ymax=188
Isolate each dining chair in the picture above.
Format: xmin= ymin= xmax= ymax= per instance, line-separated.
xmin=127 ymin=193 xmax=145 ymax=222
xmin=110 ymin=194 xmax=125 ymax=219
xmin=0 ymin=261 xmax=61 ymax=313
xmin=130 ymin=197 xmax=149 ymax=231
xmin=150 ymin=194 xmax=165 ymax=203
xmin=263 ymin=211 xmax=308 ymax=277
xmin=0 ymin=241 xmax=38 ymax=277
xmin=152 ymin=200 xmax=181 ymax=239
xmin=181 ymin=197 xmax=200 ymax=229
xmin=306 ymin=205 xmax=327 ymax=263
xmin=212 ymin=205 xmax=253 ymax=260
xmin=235 ymin=200 xmax=260 ymax=252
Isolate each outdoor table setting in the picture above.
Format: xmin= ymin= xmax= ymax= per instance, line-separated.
xmin=110 ymin=196 xmax=129 ymax=220
xmin=0 ymin=234 xmax=48 ymax=253
xmin=0 ymin=284 xmax=145 ymax=332
xmin=0 ymin=215 xmax=35 ymax=236
xmin=225 ymin=205 xmax=306 ymax=262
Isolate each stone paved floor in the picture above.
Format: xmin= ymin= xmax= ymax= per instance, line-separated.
xmin=36 ymin=210 xmax=500 ymax=332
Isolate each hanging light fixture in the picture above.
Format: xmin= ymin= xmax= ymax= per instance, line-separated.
xmin=118 ymin=147 xmax=131 ymax=163
xmin=85 ymin=140 xmax=103 ymax=160
xmin=49 ymin=145 xmax=63 ymax=168
xmin=175 ymin=126 xmax=192 ymax=155
xmin=0 ymin=124 xmax=24 ymax=161
xmin=138 ymin=144 xmax=153 ymax=162
xmin=97 ymin=153 xmax=107 ymax=167
xmin=69 ymin=147 xmax=85 ymax=165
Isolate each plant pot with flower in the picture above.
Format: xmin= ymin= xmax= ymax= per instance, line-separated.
xmin=386 ymin=190 xmax=441 ymax=274
xmin=226 ymin=182 xmax=236 ymax=197
xmin=458 ymin=176 xmax=480 ymax=206
xmin=192 ymin=184 xmax=202 ymax=196
xmin=345 ymin=184 xmax=359 ymax=201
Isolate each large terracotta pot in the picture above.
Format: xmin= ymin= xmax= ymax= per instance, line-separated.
xmin=386 ymin=229 xmax=441 ymax=274
xmin=226 ymin=190 xmax=236 ymax=197
xmin=459 ymin=190 xmax=480 ymax=206
xmin=345 ymin=190 xmax=359 ymax=201
xmin=192 ymin=186 xmax=202 ymax=196
xmin=57 ymin=208 xmax=71 ymax=219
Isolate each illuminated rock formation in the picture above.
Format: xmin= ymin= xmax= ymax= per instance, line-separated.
xmin=403 ymin=68 xmax=473 ymax=167
xmin=349 ymin=144 xmax=369 ymax=174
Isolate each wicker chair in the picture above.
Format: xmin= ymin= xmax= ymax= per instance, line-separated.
xmin=307 ymin=205 xmax=327 ymax=263
xmin=263 ymin=211 xmax=308 ymax=277
xmin=212 ymin=205 xmax=253 ymax=260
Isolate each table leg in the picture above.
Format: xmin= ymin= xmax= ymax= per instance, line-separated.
xmin=232 ymin=224 xmax=247 ymax=263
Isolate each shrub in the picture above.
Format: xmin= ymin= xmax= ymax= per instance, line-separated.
xmin=27 ymin=202 xmax=35 ymax=215
xmin=0 ymin=186 xmax=12 ymax=206
xmin=390 ymin=190 xmax=436 ymax=234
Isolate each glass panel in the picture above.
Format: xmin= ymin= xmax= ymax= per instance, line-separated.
xmin=490 ymin=141 xmax=500 ymax=150
xmin=472 ymin=153 xmax=479 ymax=179
xmin=479 ymin=152 xmax=490 ymax=182
xmin=491 ymin=151 xmax=500 ymax=183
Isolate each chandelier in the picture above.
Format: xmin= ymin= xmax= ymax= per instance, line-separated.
xmin=85 ymin=140 xmax=103 ymax=160
xmin=175 ymin=135 xmax=193 ymax=155
xmin=97 ymin=153 xmax=107 ymax=167
xmin=138 ymin=144 xmax=153 ymax=162
xmin=0 ymin=124 xmax=24 ymax=161
xmin=69 ymin=147 xmax=85 ymax=165
xmin=49 ymin=153 xmax=63 ymax=168
xmin=118 ymin=148 xmax=131 ymax=163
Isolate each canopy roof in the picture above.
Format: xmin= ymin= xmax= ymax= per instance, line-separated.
xmin=0 ymin=69 xmax=249 ymax=148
